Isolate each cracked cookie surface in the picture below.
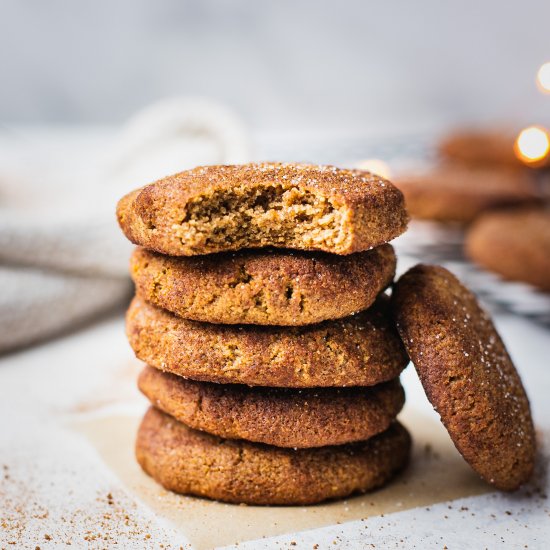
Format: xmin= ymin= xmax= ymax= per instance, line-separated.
xmin=138 ymin=366 xmax=405 ymax=448
xmin=126 ymin=296 xmax=408 ymax=388
xmin=130 ymin=244 xmax=396 ymax=325
xmin=136 ymin=407 xmax=411 ymax=505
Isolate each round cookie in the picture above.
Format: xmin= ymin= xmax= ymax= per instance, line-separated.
xmin=136 ymin=407 xmax=411 ymax=505
xmin=395 ymin=165 xmax=541 ymax=223
xmin=465 ymin=207 xmax=550 ymax=291
xmin=130 ymin=244 xmax=396 ymax=325
xmin=138 ymin=366 xmax=405 ymax=448
xmin=392 ymin=264 xmax=536 ymax=491
xmin=438 ymin=129 xmax=520 ymax=167
xmin=126 ymin=296 xmax=408 ymax=388
xmin=116 ymin=162 xmax=408 ymax=256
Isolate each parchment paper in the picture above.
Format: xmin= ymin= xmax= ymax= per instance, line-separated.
xmin=75 ymin=408 xmax=488 ymax=549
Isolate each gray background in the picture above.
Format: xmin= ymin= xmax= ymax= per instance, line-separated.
xmin=0 ymin=0 xmax=549 ymax=132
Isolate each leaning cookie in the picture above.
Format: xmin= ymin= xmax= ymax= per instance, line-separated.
xmin=465 ymin=207 xmax=550 ymax=291
xmin=130 ymin=244 xmax=396 ymax=325
xmin=138 ymin=366 xmax=405 ymax=448
xmin=392 ymin=264 xmax=536 ymax=490
xmin=136 ymin=407 xmax=411 ymax=505
xmin=117 ymin=163 xmax=408 ymax=256
xmin=126 ymin=296 xmax=408 ymax=388
xmin=394 ymin=165 xmax=541 ymax=223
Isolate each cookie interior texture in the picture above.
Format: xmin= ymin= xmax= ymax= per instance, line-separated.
xmin=138 ymin=366 xmax=405 ymax=448
xmin=136 ymin=407 xmax=411 ymax=505
xmin=392 ymin=264 xmax=536 ymax=491
xmin=130 ymin=244 xmax=396 ymax=325
xmin=180 ymin=182 xmax=346 ymax=252
xmin=117 ymin=163 xmax=408 ymax=255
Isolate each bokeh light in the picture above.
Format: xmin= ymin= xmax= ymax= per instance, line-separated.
xmin=514 ymin=126 xmax=550 ymax=165
xmin=536 ymin=62 xmax=550 ymax=93
xmin=356 ymin=159 xmax=392 ymax=179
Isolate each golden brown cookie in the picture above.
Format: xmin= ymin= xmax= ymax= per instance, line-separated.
xmin=439 ymin=129 xmax=520 ymax=167
xmin=138 ymin=366 xmax=405 ymax=448
xmin=395 ymin=165 xmax=541 ymax=223
xmin=392 ymin=264 xmax=536 ymax=491
xmin=130 ymin=244 xmax=396 ymax=325
xmin=136 ymin=407 xmax=411 ymax=505
xmin=126 ymin=296 xmax=408 ymax=388
xmin=116 ymin=163 xmax=408 ymax=256
xmin=465 ymin=207 xmax=550 ymax=291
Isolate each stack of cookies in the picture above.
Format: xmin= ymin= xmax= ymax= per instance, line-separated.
xmin=116 ymin=163 xmax=413 ymax=505
xmin=117 ymin=162 xmax=538 ymax=503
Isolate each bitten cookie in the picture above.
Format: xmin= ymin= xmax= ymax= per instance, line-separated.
xmin=392 ymin=264 xmax=536 ymax=491
xmin=136 ymin=407 xmax=411 ymax=505
xmin=394 ymin=165 xmax=541 ymax=223
xmin=130 ymin=244 xmax=396 ymax=325
xmin=138 ymin=366 xmax=405 ymax=448
xmin=465 ymin=207 xmax=550 ymax=291
xmin=117 ymin=163 xmax=408 ymax=256
xmin=126 ymin=296 xmax=408 ymax=388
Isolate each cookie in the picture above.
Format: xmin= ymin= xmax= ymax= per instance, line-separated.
xmin=130 ymin=244 xmax=396 ymax=325
xmin=439 ymin=129 xmax=519 ymax=167
xmin=465 ymin=207 xmax=550 ymax=291
xmin=392 ymin=264 xmax=536 ymax=490
xmin=138 ymin=366 xmax=405 ymax=448
xmin=136 ymin=407 xmax=411 ymax=505
xmin=126 ymin=296 xmax=408 ymax=388
xmin=116 ymin=163 xmax=408 ymax=256
xmin=394 ymin=165 xmax=541 ymax=223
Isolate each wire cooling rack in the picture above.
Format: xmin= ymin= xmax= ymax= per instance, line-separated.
xmin=393 ymin=222 xmax=550 ymax=327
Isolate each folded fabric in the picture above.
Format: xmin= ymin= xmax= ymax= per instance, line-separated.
xmin=0 ymin=266 xmax=132 ymax=352
xmin=0 ymin=97 xmax=251 ymax=352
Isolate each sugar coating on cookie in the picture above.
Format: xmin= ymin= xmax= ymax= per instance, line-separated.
xmin=395 ymin=166 xmax=541 ymax=223
xmin=126 ymin=296 xmax=408 ymax=388
xmin=466 ymin=207 xmax=550 ymax=291
xmin=117 ymin=163 xmax=408 ymax=256
xmin=136 ymin=407 xmax=411 ymax=505
xmin=130 ymin=244 xmax=396 ymax=325
xmin=138 ymin=366 xmax=405 ymax=448
xmin=392 ymin=264 xmax=536 ymax=491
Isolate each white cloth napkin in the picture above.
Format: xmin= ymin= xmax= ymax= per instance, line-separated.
xmin=0 ymin=97 xmax=251 ymax=352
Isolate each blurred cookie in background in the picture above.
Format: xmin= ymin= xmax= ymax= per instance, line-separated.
xmin=394 ymin=164 xmax=542 ymax=224
xmin=465 ymin=207 xmax=550 ymax=291
xmin=438 ymin=128 xmax=520 ymax=168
